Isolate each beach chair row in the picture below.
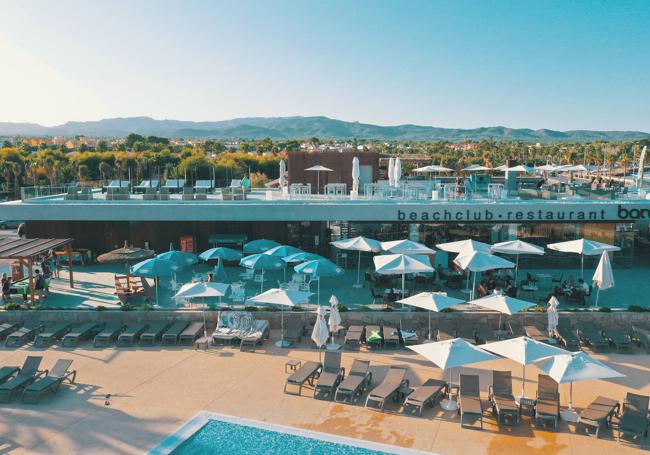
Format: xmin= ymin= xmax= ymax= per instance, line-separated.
xmin=0 ymin=355 xmax=76 ymax=404
xmin=343 ymin=324 xmax=405 ymax=350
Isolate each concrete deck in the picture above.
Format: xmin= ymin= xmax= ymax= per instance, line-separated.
xmin=0 ymin=333 xmax=648 ymax=454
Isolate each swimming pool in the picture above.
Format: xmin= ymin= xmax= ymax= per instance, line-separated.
xmin=151 ymin=412 xmax=431 ymax=455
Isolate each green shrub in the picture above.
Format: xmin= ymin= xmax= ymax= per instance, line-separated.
xmin=95 ymin=305 xmax=107 ymax=311
xmin=337 ymin=304 xmax=349 ymax=312
xmin=121 ymin=303 xmax=133 ymax=311
xmin=357 ymin=305 xmax=370 ymax=312
xmin=292 ymin=305 xmax=305 ymax=312
xmin=207 ymin=303 xmax=218 ymax=311
xmin=244 ymin=306 xmax=259 ymax=312
xmin=598 ymin=306 xmax=612 ymax=313
xmin=33 ymin=305 xmax=46 ymax=311
xmin=381 ymin=307 xmax=393 ymax=312
xmin=628 ymin=305 xmax=648 ymax=313
xmin=4 ymin=303 xmax=22 ymax=311
xmin=138 ymin=303 xmax=154 ymax=312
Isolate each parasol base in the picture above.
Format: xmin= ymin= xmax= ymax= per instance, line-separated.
xmin=326 ymin=343 xmax=341 ymax=351
xmin=560 ymin=408 xmax=579 ymax=422
xmin=352 ymin=284 xmax=364 ymax=289
xmin=441 ymin=398 xmax=458 ymax=411
xmin=275 ymin=340 xmax=292 ymax=348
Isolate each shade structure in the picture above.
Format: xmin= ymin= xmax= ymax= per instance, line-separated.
xmin=331 ymin=236 xmax=381 ymax=288
xmin=505 ymin=165 xmax=533 ymax=173
xmin=547 ymin=296 xmax=560 ymax=336
xmin=397 ymin=292 xmax=465 ymax=341
xmin=454 ymin=251 xmax=515 ymax=299
xmin=491 ymin=239 xmax=545 ymax=282
xmin=130 ymin=257 xmax=179 ymax=305
xmin=157 ymin=246 xmax=198 ymax=269
xmin=436 ymin=239 xmax=491 ymax=254
xmin=414 ymin=165 xmax=453 ymax=173
xmin=408 ymin=339 xmax=498 ymax=411
xmin=388 ymin=157 xmax=395 ymax=187
xmin=327 ymin=295 xmax=342 ymax=350
xmin=560 ymin=164 xmax=589 ymax=172
xmin=239 ymin=253 xmax=284 ymax=292
xmin=199 ymin=247 xmax=242 ymax=262
xmin=282 ymin=252 xmax=324 ymax=263
xmin=279 ymin=159 xmax=286 ymax=189
xmin=469 ymin=295 xmax=535 ymax=315
xmin=352 ymin=157 xmax=360 ymax=193
xmin=247 ymin=288 xmax=313 ymax=347
xmin=311 ymin=305 xmax=330 ymax=361
xmin=393 ymin=157 xmax=402 ymax=187
xmin=534 ymin=164 xmax=560 ymax=172
xmin=243 ymin=239 xmax=281 ymax=254
xmin=380 ymin=239 xmax=435 ymax=255
xmin=538 ymin=351 xmax=624 ymax=420
xmin=294 ymin=258 xmax=345 ymax=305
xmin=264 ymin=245 xmax=304 ymax=281
xmin=462 ymin=164 xmax=491 ymax=172
xmin=592 ymin=251 xmax=614 ymax=307
xmin=547 ymin=238 xmax=620 ymax=278
xmin=494 ymin=164 xmax=509 ymax=172
xmin=214 ymin=257 xmax=228 ymax=281
xmin=482 ymin=336 xmax=567 ymax=398
xmin=374 ymin=253 xmax=434 ymax=297
xmin=305 ymin=165 xmax=333 ymax=194
xmin=173 ymin=282 xmax=230 ymax=306
xmin=97 ymin=241 xmax=155 ymax=276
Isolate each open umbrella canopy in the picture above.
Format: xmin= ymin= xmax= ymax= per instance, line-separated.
xmin=294 ymin=258 xmax=345 ymax=277
xmin=593 ymin=251 xmax=615 ymax=290
xmin=436 ymin=239 xmax=491 ymax=254
xmin=304 ymin=165 xmax=333 ymax=172
xmin=505 ymin=165 xmax=533 ymax=173
xmin=157 ymin=249 xmax=198 ymax=268
xmin=494 ymin=164 xmax=509 ymax=172
xmin=130 ymin=257 xmax=179 ymax=277
xmin=374 ymin=254 xmax=433 ymax=275
xmin=408 ymin=338 xmax=498 ymax=370
xmin=453 ymin=251 xmax=515 ymax=272
xmin=560 ymin=165 xmax=589 ymax=172
xmin=397 ymin=292 xmax=465 ymax=312
xmin=174 ymin=282 xmax=230 ymax=299
xmin=331 ymin=236 xmax=381 ymax=252
xmin=491 ymin=240 xmax=545 ymax=256
xmin=243 ymin=239 xmax=281 ymax=254
xmin=245 ymin=288 xmax=313 ymax=306
xmin=482 ymin=336 xmax=567 ymax=365
xmin=198 ymin=247 xmax=242 ymax=262
xmin=534 ymin=164 xmax=560 ymax=172
xmin=239 ymin=253 xmax=284 ymax=270
xmin=538 ymin=351 xmax=624 ymax=384
xmin=468 ymin=295 xmax=535 ymax=315
xmin=282 ymin=252 xmax=324 ymax=263
xmin=380 ymin=239 xmax=435 ymax=255
xmin=97 ymin=241 xmax=155 ymax=264
xmin=414 ymin=165 xmax=453 ymax=173
xmin=264 ymin=245 xmax=303 ymax=258
xmin=462 ymin=164 xmax=491 ymax=172
xmin=547 ymin=239 xmax=621 ymax=256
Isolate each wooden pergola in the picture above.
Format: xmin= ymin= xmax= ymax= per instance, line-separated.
xmin=0 ymin=238 xmax=74 ymax=305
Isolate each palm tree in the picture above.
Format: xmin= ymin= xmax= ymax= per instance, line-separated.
xmin=99 ymin=162 xmax=112 ymax=183
xmin=11 ymin=161 xmax=23 ymax=199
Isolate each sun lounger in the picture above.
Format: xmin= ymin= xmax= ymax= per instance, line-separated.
xmin=6 ymin=323 xmax=44 ymax=347
xmin=0 ymin=322 xmax=21 ymax=340
xmin=603 ymin=326 xmax=633 ymax=352
xmin=284 ymin=361 xmax=322 ymax=395
xmin=365 ymin=325 xmax=383 ymax=349
xmin=179 ymin=322 xmax=205 ymax=345
xmin=365 ymin=367 xmax=409 ymax=411
xmin=0 ymin=356 xmax=39 ymax=385
xmin=283 ymin=318 xmax=305 ymax=346
xmin=0 ymin=356 xmax=46 ymax=402
xmin=22 ymin=359 xmax=76 ymax=404
xmin=314 ymin=351 xmax=346 ymax=399
xmin=334 ymin=359 xmax=372 ymax=403
xmin=457 ymin=325 xmax=477 ymax=344
xmin=508 ymin=321 xmax=526 ymax=338
xmin=239 ymin=320 xmax=270 ymax=352
xmin=632 ymin=325 xmax=650 ymax=352
xmin=578 ymin=322 xmax=609 ymax=351
xmin=488 ymin=370 xmax=520 ymax=426
xmin=94 ymin=324 xmax=126 ymax=347
xmin=62 ymin=323 xmax=103 ymax=347
xmin=117 ymin=323 xmax=149 ymax=346
xmin=556 ymin=320 xmax=581 ymax=351
xmin=139 ymin=322 xmax=171 ymax=346
xmin=524 ymin=325 xmax=550 ymax=343
xmin=578 ymin=396 xmax=620 ymax=437
xmin=535 ymin=374 xmax=560 ymax=431
xmin=383 ymin=326 xmax=401 ymax=349
xmin=459 ymin=374 xmax=484 ymax=429
xmin=403 ymin=378 xmax=447 ymax=416
xmin=475 ymin=324 xmax=497 ymax=344
xmin=436 ymin=324 xmax=456 ymax=341
xmin=161 ymin=321 xmax=190 ymax=345
xmin=34 ymin=323 xmax=72 ymax=347
xmin=617 ymin=392 xmax=650 ymax=444
xmin=344 ymin=325 xmax=364 ymax=350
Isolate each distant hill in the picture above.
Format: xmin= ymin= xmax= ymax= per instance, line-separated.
xmin=0 ymin=116 xmax=648 ymax=142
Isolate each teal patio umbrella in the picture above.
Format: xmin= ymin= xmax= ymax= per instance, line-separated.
xmin=157 ymin=244 xmax=198 ymax=269
xmin=282 ymin=252 xmax=324 ymax=264
xmin=240 ymin=253 xmax=284 ymax=292
xmin=294 ymin=258 xmax=345 ymax=305
xmin=130 ymin=257 xmax=179 ymax=305
xmin=199 ymin=247 xmax=243 ymax=262
xmin=243 ymin=239 xmax=281 ymax=254
xmin=265 ymin=245 xmax=304 ymax=281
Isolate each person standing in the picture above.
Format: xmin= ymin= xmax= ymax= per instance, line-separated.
xmin=16 ymin=223 xmax=25 ymax=239
xmin=1 ymin=273 xmax=10 ymax=303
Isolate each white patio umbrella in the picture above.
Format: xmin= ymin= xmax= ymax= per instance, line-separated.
xmin=561 ymin=164 xmax=589 ymax=173
xmin=482 ymin=336 xmax=567 ymax=400
xmin=505 ymin=164 xmax=533 ymax=173
xmin=534 ymin=164 xmax=560 ymax=172
xmin=547 ymin=238 xmax=621 ymax=279
xmin=592 ymin=251 xmax=614 ymax=307
xmin=305 ymin=165 xmax=333 ymax=194
xmin=387 ymin=157 xmax=395 ymax=187
xmin=246 ymin=288 xmax=313 ymax=348
xmin=462 ymin=164 xmax=491 ymax=172
xmin=491 ymin=239 xmax=545 ymax=282
xmin=279 ymin=160 xmax=287 ymax=189
xmin=352 ymin=157 xmax=360 ymax=193
xmin=494 ymin=164 xmax=509 ymax=172
xmin=174 ymin=282 xmax=230 ymax=302
xmin=413 ymin=164 xmax=453 ymax=186
xmin=374 ymin=254 xmax=434 ymax=297
xmin=453 ymin=251 xmax=515 ymax=299
xmin=393 ymin=157 xmax=402 ymax=188
xmin=327 ymin=294 xmax=342 ymax=350
xmin=538 ymin=351 xmax=624 ymax=422
xmin=331 ymin=236 xmax=381 ymax=288
xmin=311 ymin=305 xmax=329 ymax=362
xmin=380 ymin=239 xmax=435 ymax=255
xmin=397 ymin=292 xmax=465 ymax=341
xmin=468 ymin=294 xmax=536 ymax=331
xmin=408 ymin=339 xmax=498 ymax=411
xmin=547 ymin=296 xmax=560 ymax=336
xmin=437 ymin=239 xmax=492 ymax=294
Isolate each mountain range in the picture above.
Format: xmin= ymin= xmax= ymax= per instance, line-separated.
xmin=0 ymin=116 xmax=648 ymax=142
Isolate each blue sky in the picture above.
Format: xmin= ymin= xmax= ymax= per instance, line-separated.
xmin=1 ymin=0 xmax=649 ymax=130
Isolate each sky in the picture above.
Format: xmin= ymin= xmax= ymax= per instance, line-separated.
xmin=0 ymin=0 xmax=649 ymax=131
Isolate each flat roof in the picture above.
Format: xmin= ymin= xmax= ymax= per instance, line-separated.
xmin=0 ymin=237 xmax=73 ymax=259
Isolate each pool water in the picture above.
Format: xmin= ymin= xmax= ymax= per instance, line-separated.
xmin=172 ymin=419 xmax=391 ymax=455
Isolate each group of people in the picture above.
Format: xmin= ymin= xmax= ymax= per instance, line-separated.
xmin=477 ymin=269 xmax=520 ymax=298
xmin=0 ymin=251 xmax=58 ymax=304
xmin=553 ymin=276 xmax=591 ymax=304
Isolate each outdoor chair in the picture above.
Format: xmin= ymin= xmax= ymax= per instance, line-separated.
xmin=0 ymin=322 xmax=22 ymax=341
xmin=457 ymin=325 xmax=477 ymax=345
xmin=365 ymin=367 xmax=409 ymax=411
xmin=475 ymin=324 xmax=498 ymax=344
xmin=383 ymin=326 xmax=401 ymax=349
xmin=507 ymin=321 xmax=526 ymax=338
xmin=182 ymin=186 xmax=194 ymax=200
xmin=577 ymin=396 xmax=620 ymax=438
xmin=179 ymin=322 xmax=205 ymax=345
xmin=344 ymin=325 xmax=365 ymax=350
xmin=524 ymin=324 xmax=551 ymax=344
xmin=143 ymin=187 xmax=157 ymax=200
xmin=94 ymin=324 xmax=126 ymax=347
xmin=194 ymin=187 xmax=208 ymax=200
xmin=0 ymin=356 xmax=41 ymax=385
xmin=535 ymin=374 xmax=560 ymax=431
xmin=314 ymin=351 xmax=346 ymax=400
xmin=617 ymin=393 xmax=650 ymax=444
xmin=161 ymin=321 xmax=190 ymax=345
xmin=22 ymin=359 xmax=76 ymax=404
xmin=602 ymin=325 xmax=633 ymax=353
xmin=63 ymin=323 xmax=103 ymax=347
xmin=158 ymin=187 xmax=170 ymax=200
xmin=140 ymin=322 xmax=172 ymax=345
xmin=283 ymin=318 xmax=305 ymax=346
xmin=488 ymin=371 xmax=520 ymax=426
xmin=632 ymin=325 xmax=650 ymax=352
xmin=403 ymin=378 xmax=447 ymax=416
xmin=34 ymin=323 xmax=72 ymax=347
xmin=117 ymin=323 xmax=149 ymax=346
xmin=436 ymin=323 xmax=456 ymax=342
xmin=334 ymin=359 xmax=372 ymax=404
xmin=556 ymin=319 xmax=581 ymax=351
xmin=458 ymin=374 xmax=484 ymax=429
xmin=578 ymin=322 xmax=609 ymax=351
xmin=0 ymin=356 xmax=46 ymax=403
xmin=284 ymin=361 xmax=322 ymax=396
xmin=6 ymin=323 xmax=44 ymax=348
xmin=239 ymin=319 xmax=270 ymax=352
xmin=365 ymin=325 xmax=383 ymax=349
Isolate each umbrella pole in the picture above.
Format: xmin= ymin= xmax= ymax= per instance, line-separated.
xmin=318 ymin=277 xmax=321 ymax=305
xmin=472 ymin=272 xmax=477 ymax=300
xmin=515 ymin=255 xmax=520 ymax=283
xmin=521 ymin=364 xmax=526 ymax=398
xmin=595 ymin=286 xmax=601 ymax=308
xmin=569 ymin=382 xmax=574 ymax=410
xmin=581 ymin=254 xmax=584 ymax=280
xmin=155 ymin=279 xmax=159 ymax=306
xmin=428 ymin=310 xmax=432 ymax=341
xmin=260 ymin=269 xmax=264 ymax=293
xmin=354 ymin=250 xmax=362 ymax=288
xmin=402 ymin=273 xmax=405 ymax=298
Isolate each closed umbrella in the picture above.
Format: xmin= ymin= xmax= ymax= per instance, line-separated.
xmin=97 ymin=241 xmax=155 ymax=277
xmin=294 ymin=258 xmax=345 ymax=305
xmin=374 ymin=254 xmax=434 ymax=298
xmin=592 ymin=251 xmax=614 ymax=307
xmin=547 ymin=296 xmax=559 ymax=336
xmin=327 ymin=295 xmax=342 ymax=350
xmin=468 ymin=294 xmax=536 ymax=331
xmin=352 ymin=157 xmax=360 ymax=194
xmin=547 ymin=238 xmax=620 ymax=279
xmin=265 ymin=245 xmax=304 ymax=281
xmin=130 ymin=257 xmax=179 ymax=305
xmin=482 ymin=336 xmax=567 ymax=399
xmin=397 ymin=292 xmax=465 ymax=341
xmin=279 ymin=159 xmax=286 ymax=190
xmin=239 ymin=253 xmax=284 ymax=292
xmin=243 ymin=239 xmax=281 ymax=254
xmin=393 ymin=157 xmax=402 ymax=188
xmin=247 ymin=288 xmax=313 ymax=348
xmin=199 ymin=247 xmax=242 ymax=262
xmin=311 ymin=305 xmax=329 ymax=362
xmin=408 ymin=339 xmax=498 ymax=411
xmin=454 ymin=251 xmax=515 ymax=299
xmin=388 ymin=157 xmax=395 ymax=187
xmin=538 ymin=351 xmax=624 ymax=422
xmin=380 ymin=239 xmax=435 ymax=255
xmin=305 ymin=165 xmax=333 ymax=194
xmin=331 ymin=236 xmax=381 ymax=288
xmin=491 ymin=240 xmax=545 ymax=282
xmin=213 ymin=256 xmax=228 ymax=281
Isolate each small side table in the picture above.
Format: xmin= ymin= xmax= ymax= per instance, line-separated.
xmin=517 ymin=397 xmax=537 ymax=416
xmin=285 ymin=359 xmax=301 ymax=374
xmin=195 ymin=336 xmax=210 ymax=351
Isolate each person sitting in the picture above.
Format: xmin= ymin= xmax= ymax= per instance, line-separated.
xmin=478 ymin=281 xmax=488 ymax=297
xmin=492 ymin=285 xmax=503 ymax=296
xmin=505 ymin=282 xmax=517 ymax=298
xmin=34 ymin=270 xmax=46 ymax=301
xmin=207 ymin=272 xmax=214 ymax=282
xmin=526 ymin=272 xmax=538 ymax=284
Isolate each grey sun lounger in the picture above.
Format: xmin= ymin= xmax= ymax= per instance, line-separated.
xmin=578 ymin=396 xmax=620 ymax=437
xmin=603 ymin=326 xmax=633 ymax=352
xmin=578 ymin=322 xmax=609 ymax=351
xmin=140 ymin=322 xmax=171 ymax=346
xmin=524 ymin=325 xmax=550 ymax=343
xmin=488 ymin=370 xmax=520 ymax=426
xmin=62 ymin=323 xmax=103 ymax=347
xmin=0 ymin=356 xmax=46 ymax=403
xmin=284 ymin=361 xmax=322 ymax=396
xmin=475 ymin=324 xmax=498 ymax=344
xmin=0 ymin=356 xmax=39 ymax=385
xmin=365 ymin=366 xmax=409 ymax=411
xmin=283 ymin=318 xmax=305 ymax=346
xmin=556 ymin=320 xmax=580 ymax=351
xmin=6 ymin=323 xmax=44 ymax=347
xmin=314 ymin=351 xmax=345 ymax=400
xmin=508 ymin=321 xmax=526 ymax=338
xmin=34 ymin=323 xmax=72 ymax=347
xmin=459 ymin=374 xmax=484 ymax=429
xmin=334 ymin=359 xmax=372 ymax=403
xmin=344 ymin=325 xmax=364 ymax=350
xmin=94 ymin=324 xmax=126 ymax=347
xmin=240 ymin=320 xmax=270 ymax=352
xmin=117 ymin=323 xmax=149 ymax=346
xmin=22 ymin=359 xmax=76 ymax=404
xmin=535 ymin=374 xmax=560 ymax=431
xmin=617 ymin=392 xmax=649 ymax=444
xmin=179 ymin=322 xmax=205 ymax=345
xmin=403 ymin=378 xmax=447 ymax=416
xmin=436 ymin=324 xmax=456 ymax=341
xmin=632 ymin=325 xmax=650 ymax=352
xmin=0 ymin=322 xmax=22 ymax=340
xmin=161 ymin=321 xmax=190 ymax=345
xmin=383 ymin=326 xmax=401 ymax=349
